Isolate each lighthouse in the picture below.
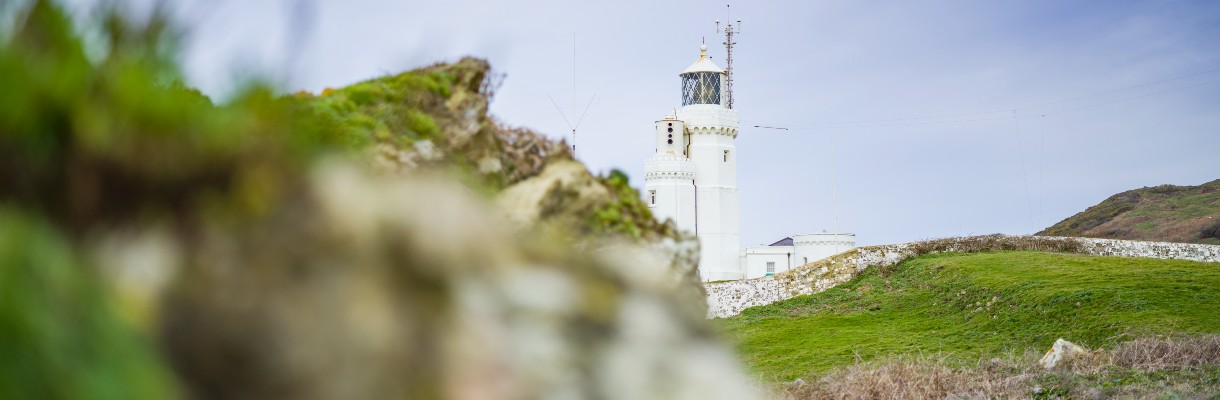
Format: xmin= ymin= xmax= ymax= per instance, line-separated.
xmin=644 ymin=44 xmax=741 ymax=281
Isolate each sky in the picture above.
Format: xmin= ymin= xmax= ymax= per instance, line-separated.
xmin=43 ymin=0 xmax=1220 ymax=246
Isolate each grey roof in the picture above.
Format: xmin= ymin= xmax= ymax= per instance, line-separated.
xmin=768 ymin=237 xmax=793 ymax=247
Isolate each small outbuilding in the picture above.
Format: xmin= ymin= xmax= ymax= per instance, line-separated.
xmin=740 ymin=232 xmax=856 ymax=279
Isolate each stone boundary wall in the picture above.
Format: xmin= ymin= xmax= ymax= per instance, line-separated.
xmin=706 ymin=235 xmax=1220 ymax=318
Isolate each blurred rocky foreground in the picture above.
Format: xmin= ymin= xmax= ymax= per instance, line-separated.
xmin=0 ymin=2 xmax=762 ymax=399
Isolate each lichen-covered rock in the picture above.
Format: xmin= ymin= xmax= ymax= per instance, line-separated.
xmin=0 ymin=2 xmax=740 ymax=398
xmin=498 ymin=160 xmax=610 ymax=228
xmin=155 ymin=162 xmax=756 ymax=399
xmin=1039 ymin=338 xmax=1090 ymax=369
xmin=496 ymin=160 xmax=705 ymax=316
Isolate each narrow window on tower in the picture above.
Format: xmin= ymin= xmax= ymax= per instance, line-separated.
xmin=723 ymin=150 xmax=729 ymax=162
xmin=649 ymin=190 xmax=656 ymax=205
xmin=766 ymin=262 xmax=775 ymax=276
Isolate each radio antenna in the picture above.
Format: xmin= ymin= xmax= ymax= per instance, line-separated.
xmin=715 ymin=4 xmax=741 ymax=109
xmin=547 ymin=34 xmax=598 ymax=159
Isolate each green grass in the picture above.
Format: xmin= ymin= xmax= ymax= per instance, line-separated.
xmin=714 ymin=251 xmax=1220 ymax=381
xmin=1125 ymin=183 xmax=1220 ymax=220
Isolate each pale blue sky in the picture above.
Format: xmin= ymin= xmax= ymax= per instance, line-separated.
xmin=48 ymin=0 xmax=1220 ymax=246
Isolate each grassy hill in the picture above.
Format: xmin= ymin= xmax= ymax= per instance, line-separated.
xmin=715 ymin=251 xmax=1220 ymax=382
xmin=1038 ymin=179 xmax=1220 ymax=244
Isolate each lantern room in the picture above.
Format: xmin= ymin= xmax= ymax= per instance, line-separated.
xmin=679 ymin=44 xmax=726 ymax=107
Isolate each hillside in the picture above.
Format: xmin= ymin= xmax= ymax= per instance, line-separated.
xmin=1038 ymin=180 xmax=1220 ymax=244
xmin=715 ymin=251 xmax=1220 ymax=381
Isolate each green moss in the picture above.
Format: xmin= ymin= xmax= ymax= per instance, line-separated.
xmin=586 ymin=169 xmax=672 ymax=239
xmin=392 ymin=70 xmax=455 ymax=98
xmin=405 ymin=109 xmax=439 ymax=138
xmin=716 ymin=251 xmax=1220 ymax=381
xmin=290 ymin=61 xmax=480 ymax=156
xmin=425 ymin=71 xmax=456 ymax=97
xmin=345 ymin=83 xmax=383 ymax=106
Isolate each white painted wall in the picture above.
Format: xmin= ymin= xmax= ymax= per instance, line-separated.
xmin=793 ymin=232 xmax=856 ymax=266
xmin=742 ymin=245 xmax=795 ymax=279
xmin=683 ymin=103 xmax=740 ymax=281
xmin=653 ymin=116 xmax=687 ymax=155
xmin=644 ymin=154 xmax=696 ymax=232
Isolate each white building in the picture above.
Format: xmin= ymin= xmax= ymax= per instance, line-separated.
xmin=644 ymin=44 xmax=856 ymax=281
xmin=740 ymin=233 xmax=857 ymax=279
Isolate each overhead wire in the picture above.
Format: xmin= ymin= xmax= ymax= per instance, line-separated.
xmin=1011 ymin=110 xmax=1035 ymax=233
xmin=736 ymin=66 xmax=1219 ymax=242
xmin=1015 ymin=66 xmax=1220 ymax=111
xmin=1040 ymin=78 xmax=1220 ymax=116
xmin=1038 ymin=114 xmax=1046 ymax=229
xmin=745 ymin=66 xmax=1220 ymax=131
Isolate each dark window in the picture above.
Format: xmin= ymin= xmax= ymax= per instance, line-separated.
xmin=723 ymin=150 xmax=729 ymax=162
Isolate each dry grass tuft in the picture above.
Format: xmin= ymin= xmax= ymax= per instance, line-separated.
xmin=907 ymin=234 xmax=1085 ymax=257
xmin=1112 ymin=334 xmax=1220 ymax=371
xmin=781 ymin=354 xmax=1039 ymax=400
xmin=779 ymin=335 xmax=1220 ymax=400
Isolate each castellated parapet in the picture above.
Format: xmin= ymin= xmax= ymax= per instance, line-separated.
xmin=644 ymin=155 xmax=696 ymax=180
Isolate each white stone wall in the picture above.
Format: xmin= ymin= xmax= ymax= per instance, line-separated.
xmin=705 ymin=235 xmax=1220 ymax=318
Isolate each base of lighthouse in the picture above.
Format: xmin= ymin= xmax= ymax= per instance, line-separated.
xmin=698 ymin=232 xmax=743 ymax=281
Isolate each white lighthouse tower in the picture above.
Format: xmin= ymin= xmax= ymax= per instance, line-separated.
xmin=644 ymin=43 xmax=741 ymax=281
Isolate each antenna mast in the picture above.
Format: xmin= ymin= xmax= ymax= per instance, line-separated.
xmin=572 ymin=34 xmax=577 ymax=156
xmin=715 ymin=5 xmax=741 ymax=109
xmin=547 ymin=33 xmax=597 ymax=160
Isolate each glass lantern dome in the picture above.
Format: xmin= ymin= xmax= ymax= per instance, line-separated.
xmin=679 ymin=44 xmax=726 ymax=107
